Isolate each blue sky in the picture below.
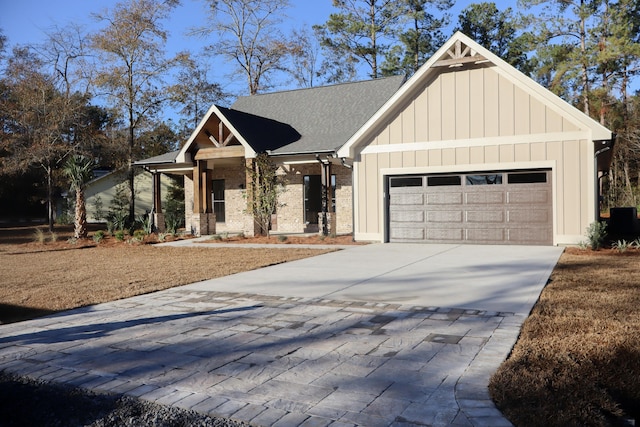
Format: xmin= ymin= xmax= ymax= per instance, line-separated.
xmin=0 ymin=0 xmax=513 ymax=98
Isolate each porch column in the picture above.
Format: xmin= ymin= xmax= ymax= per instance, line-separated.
xmin=203 ymin=167 xmax=213 ymax=214
xmin=191 ymin=160 xmax=216 ymax=235
xmin=193 ymin=160 xmax=204 ymax=214
xmin=151 ymin=172 xmax=165 ymax=233
xmin=320 ymin=161 xmax=333 ymax=236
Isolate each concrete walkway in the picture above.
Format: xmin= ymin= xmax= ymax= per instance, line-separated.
xmin=0 ymin=243 xmax=563 ymax=426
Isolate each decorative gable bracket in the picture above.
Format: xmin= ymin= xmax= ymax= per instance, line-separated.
xmin=434 ymin=40 xmax=488 ymax=68
xmin=205 ymin=121 xmax=236 ymax=148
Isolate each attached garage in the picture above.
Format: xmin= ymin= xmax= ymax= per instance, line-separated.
xmin=388 ymin=170 xmax=552 ymax=245
xmin=338 ymin=32 xmax=614 ymax=246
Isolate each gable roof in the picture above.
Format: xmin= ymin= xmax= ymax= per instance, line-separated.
xmin=230 ymin=76 xmax=405 ymax=155
xmin=337 ymin=31 xmax=612 ymax=159
xmin=216 ymin=106 xmax=301 ymax=153
xmin=174 ymin=75 xmax=406 ymax=162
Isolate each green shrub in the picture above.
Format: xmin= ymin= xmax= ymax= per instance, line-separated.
xmin=136 ymin=214 xmax=152 ymax=235
xmin=165 ymin=215 xmax=180 ymax=235
xmin=612 ymin=239 xmax=631 ymax=253
xmin=277 ymin=235 xmax=288 ymax=242
xmin=93 ymin=230 xmax=105 ymax=243
xmin=210 ymin=234 xmax=222 ymax=241
xmin=585 ymin=221 xmax=607 ymax=250
xmin=106 ymin=210 xmax=128 ymax=233
xmin=133 ymin=229 xmax=146 ymax=241
xmin=114 ymin=230 xmax=125 ymax=242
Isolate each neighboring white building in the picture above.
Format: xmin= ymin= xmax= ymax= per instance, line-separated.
xmin=84 ymin=169 xmax=173 ymax=223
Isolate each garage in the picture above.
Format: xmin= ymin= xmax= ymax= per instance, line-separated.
xmin=388 ymin=170 xmax=553 ymax=245
xmin=339 ymin=32 xmax=613 ymax=246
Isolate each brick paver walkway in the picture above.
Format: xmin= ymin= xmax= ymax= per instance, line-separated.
xmin=0 ymin=287 xmax=516 ymax=426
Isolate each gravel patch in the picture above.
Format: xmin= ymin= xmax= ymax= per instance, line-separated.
xmin=0 ymin=371 xmax=252 ymax=427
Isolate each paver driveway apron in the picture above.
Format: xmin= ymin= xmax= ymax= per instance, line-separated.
xmin=0 ymin=243 xmax=563 ymax=427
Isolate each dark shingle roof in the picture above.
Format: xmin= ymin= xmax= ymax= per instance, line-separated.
xmin=135 ymin=150 xmax=179 ymax=165
xmin=229 ymin=75 xmax=405 ymax=155
xmin=217 ymin=106 xmax=301 ymax=153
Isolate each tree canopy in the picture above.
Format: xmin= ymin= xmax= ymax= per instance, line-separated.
xmin=2 ymin=0 xmax=640 ymax=223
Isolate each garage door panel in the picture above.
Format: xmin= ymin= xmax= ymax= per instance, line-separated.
xmin=426 ymin=228 xmax=464 ymax=241
xmin=467 ymin=228 xmax=505 ymax=242
xmin=389 ymin=170 xmax=552 ymax=245
xmin=390 ymin=210 xmax=425 ymax=223
xmin=508 ymin=209 xmax=550 ymax=224
xmin=465 ymin=191 xmax=504 ymax=204
xmin=391 ymin=226 xmax=425 ymax=240
xmin=427 ymin=192 xmax=463 ymax=205
xmin=466 ymin=210 xmax=504 ymax=223
xmin=393 ymin=193 xmax=425 ymax=205
xmin=508 ymin=228 xmax=552 ymax=243
xmin=427 ymin=210 xmax=463 ymax=223
xmin=507 ymin=190 xmax=550 ymax=204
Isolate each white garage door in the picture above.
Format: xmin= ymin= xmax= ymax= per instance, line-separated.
xmin=388 ymin=170 xmax=553 ymax=245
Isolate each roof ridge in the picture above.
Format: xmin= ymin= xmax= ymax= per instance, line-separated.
xmin=236 ymin=75 xmax=406 ymax=99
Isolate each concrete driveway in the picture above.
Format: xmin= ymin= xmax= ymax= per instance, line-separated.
xmin=0 ymin=243 xmax=563 ymax=427
xmin=184 ymin=243 xmax=562 ymax=314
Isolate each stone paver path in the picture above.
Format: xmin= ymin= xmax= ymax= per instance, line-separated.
xmin=0 ymin=287 xmax=516 ymax=426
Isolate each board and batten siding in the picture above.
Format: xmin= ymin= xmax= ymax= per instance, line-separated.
xmin=353 ymin=65 xmax=594 ymax=244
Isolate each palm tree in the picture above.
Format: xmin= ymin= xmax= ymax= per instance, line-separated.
xmin=63 ymin=155 xmax=93 ymax=239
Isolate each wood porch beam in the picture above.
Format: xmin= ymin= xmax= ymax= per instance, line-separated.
xmin=433 ymin=55 xmax=486 ymax=68
xmin=195 ymin=145 xmax=245 ymax=160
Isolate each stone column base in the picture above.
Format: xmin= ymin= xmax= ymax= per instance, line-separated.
xmin=152 ymin=213 xmax=165 ymax=233
xmin=191 ymin=213 xmax=216 ymax=236
xmin=318 ymin=212 xmax=336 ymax=236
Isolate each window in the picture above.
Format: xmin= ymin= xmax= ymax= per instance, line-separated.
xmin=212 ymin=179 xmax=225 ymax=222
xmin=390 ymin=177 xmax=423 ymax=187
xmin=507 ymin=172 xmax=547 ymax=184
xmin=304 ymin=175 xmax=336 ymax=224
xmin=466 ymin=174 xmax=503 ymax=185
xmin=427 ymin=175 xmax=461 ymax=186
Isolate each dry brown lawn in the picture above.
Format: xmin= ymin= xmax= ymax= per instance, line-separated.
xmin=490 ymin=247 xmax=640 ymax=426
xmin=0 ymin=225 xmax=334 ymax=323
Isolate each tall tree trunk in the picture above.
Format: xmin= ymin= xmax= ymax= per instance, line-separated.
xmin=579 ymin=0 xmax=590 ymax=116
xmin=128 ymin=109 xmax=135 ymax=224
xmin=74 ymin=189 xmax=87 ymax=239
xmin=47 ymin=164 xmax=54 ymax=232
xmin=369 ymin=0 xmax=377 ymax=78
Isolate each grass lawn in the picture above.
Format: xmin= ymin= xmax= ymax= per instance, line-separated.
xmin=0 ymin=225 xmax=334 ymax=324
xmin=489 ymin=248 xmax=640 ymax=426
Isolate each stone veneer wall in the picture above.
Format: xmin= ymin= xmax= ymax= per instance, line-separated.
xmin=184 ymin=161 xmax=254 ymax=236
xmin=276 ymin=163 xmax=352 ymax=235
xmin=184 ymin=161 xmax=353 ymax=236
